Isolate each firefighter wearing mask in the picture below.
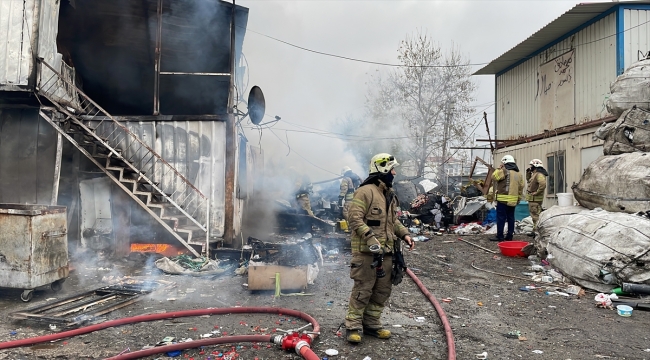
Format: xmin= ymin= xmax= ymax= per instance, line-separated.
xmin=339 ymin=166 xmax=362 ymax=220
xmin=526 ymin=158 xmax=548 ymax=235
xmin=490 ymin=155 xmax=524 ymax=242
xmin=344 ymin=153 xmax=414 ymax=344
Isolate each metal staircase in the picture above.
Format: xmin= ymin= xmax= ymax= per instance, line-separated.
xmin=35 ymin=59 xmax=209 ymax=258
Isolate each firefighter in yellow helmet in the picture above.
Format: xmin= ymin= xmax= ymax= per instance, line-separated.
xmin=339 ymin=166 xmax=362 ymax=220
xmin=525 ymin=158 xmax=548 ymax=235
xmin=344 ymin=153 xmax=414 ymax=344
xmin=489 ymin=155 xmax=524 ymax=242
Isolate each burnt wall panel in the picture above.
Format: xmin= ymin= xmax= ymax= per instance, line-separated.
xmin=57 ymin=0 xmax=248 ymax=116
xmin=0 ymin=108 xmax=56 ymax=204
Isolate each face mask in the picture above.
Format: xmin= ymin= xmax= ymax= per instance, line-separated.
xmin=380 ymin=171 xmax=394 ymax=187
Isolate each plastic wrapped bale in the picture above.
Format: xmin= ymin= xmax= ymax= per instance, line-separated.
xmin=545 ymin=208 xmax=650 ymax=292
xmin=535 ymin=205 xmax=585 ymax=258
xmin=599 ymin=107 xmax=650 ymax=155
xmin=573 ymin=152 xmax=650 ymax=214
xmin=606 ymin=59 xmax=650 ymax=117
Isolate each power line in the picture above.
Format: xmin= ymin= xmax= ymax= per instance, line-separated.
xmin=240 ymin=16 xmax=650 ymax=71
xmin=267 ymin=128 xmax=340 ymax=176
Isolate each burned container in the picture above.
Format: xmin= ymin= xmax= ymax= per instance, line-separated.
xmin=0 ymin=204 xmax=69 ymax=302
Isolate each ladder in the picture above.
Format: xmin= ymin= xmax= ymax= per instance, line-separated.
xmin=36 ymin=59 xmax=210 ymax=258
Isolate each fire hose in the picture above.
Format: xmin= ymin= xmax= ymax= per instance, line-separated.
xmin=0 ymin=307 xmax=320 ymax=360
xmin=407 ymin=268 xmax=456 ymax=360
xmin=0 ymin=276 xmax=454 ymax=360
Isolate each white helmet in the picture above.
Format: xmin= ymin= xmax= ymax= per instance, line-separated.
xmin=529 ymin=159 xmax=543 ymax=167
xmin=341 ymin=166 xmax=352 ymax=175
xmin=369 ymin=153 xmax=399 ymax=174
xmin=501 ymin=155 xmax=515 ymax=164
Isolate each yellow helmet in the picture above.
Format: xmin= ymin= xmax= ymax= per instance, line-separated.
xmin=369 ymin=153 xmax=399 ymax=174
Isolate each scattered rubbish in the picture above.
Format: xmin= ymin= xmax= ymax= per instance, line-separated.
xmin=200 ymin=333 xmax=213 ymax=338
xmin=565 ymin=285 xmax=582 ymax=295
xmin=155 ymin=255 xmax=230 ymax=276
xmin=622 ymin=282 xmax=650 ymax=295
xmin=457 ymin=237 xmax=497 ymax=254
xmin=325 ymin=349 xmax=339 ymax=356
xmin=363 ymin=357 xmax=372 ymax=360
xmin=541 ymin=275 xmax=553 ymax=283
xmin=441 ymin=298 xmax=452 ymax=303
xmin=616 ymin=304 xmax=633 ymax=317
xmin=392 ymin=324 xmax=403 ymax=327
xmin=45 ymin=298 xmax=57 ymax=301
xmin=505 ymin=330 xmax=521 ymax=339
xmin=167 ymin=298 xmax=177 ymax=301
xmin=475 ymin=351 xmax=488 ymax=359
xmin=519 ymin=286 xmax=537 ymax=292
xmin=156 ymin=336 xmax=176 ymax=346
xmin=595 ymin=293 xmax=618 ymax=307
xmin=49 ymin=324 xmax=57 ymax=330
xmin=415 ymin=316 xmax=426 ymax=322
xmin=9 ymin=331 xmax=17 ymax=336
xmin=548 ymin=305 xmax=556 ymax=308
xmin=545 ymin=291 xmax=569 ymax=296
xmin=518 ymin=336 xmax=527 ymax=341
xmin=532 ymin=350 xmax=543 ymax=354
xmin=166 ymin=350 xmax=182 ymax=357
xmin=457 ymin=297 xmax=471 ymax=301
xmin=413 ymin=235 xmax=430 ymax=242
xmin=477 ymin=302 xmax=483 ymax=306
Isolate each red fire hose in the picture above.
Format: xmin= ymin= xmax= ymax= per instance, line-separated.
xmin=0 ymin=276 xmax=453 ymax=360
xmin=0 ymin=307 xmax=320 ymax=360
xmin=407 ymin=268 xmax=456 ymax=360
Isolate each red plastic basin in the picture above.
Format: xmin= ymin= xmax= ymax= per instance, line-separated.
xmin=498 ymin=241 xmax=529 ymax=257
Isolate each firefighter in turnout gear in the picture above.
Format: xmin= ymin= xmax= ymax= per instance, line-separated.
xmin=344 ymin=153 xmax=414 ymax=344
xmin=490 ymin=155 xmax=524 ymax=242
xmin=339 ymin=166 xmax=361 ymax=220
xmin=525 ymin=158 xmax=548 ymax=235
xmin=290 ymin=168 xmax=314 ymax=217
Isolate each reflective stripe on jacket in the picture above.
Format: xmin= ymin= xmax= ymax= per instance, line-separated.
xmin=347 ymin=181 xmax=410 ymax=254
xmin=340 ymin=176 xmax=355 ymax=201
xmin=526 ymin=171 xmax=546 ymax=202
xmin=492 ymin=168 xmax=524 ymax=206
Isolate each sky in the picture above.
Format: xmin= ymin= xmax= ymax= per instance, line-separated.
xmin=236 ymin=0 xmax=604 ymax=181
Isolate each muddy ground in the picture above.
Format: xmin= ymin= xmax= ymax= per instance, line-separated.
xmin=0 ymin=234 xmax=649 ymax=360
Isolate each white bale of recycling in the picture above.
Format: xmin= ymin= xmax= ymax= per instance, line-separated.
xmin=543 ymin=208 xmax=650 ymax=292
xmin=594 ymin=107 xmax=650 ymax=155
xmin=606 ymin=59 xmax=650 ymax=117
xmin=573 ymin=152 xmax=650 ymax=214
xmin=535 ymin=205 xmax=585 ymax=257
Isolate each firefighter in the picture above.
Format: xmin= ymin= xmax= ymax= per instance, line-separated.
xmin=489 ymin=155 xmax=524 ymax=242
xmin=525 ymin=158 xmax=548 ymax=235
xmin=290 ymin=167 xmax=314 ymax=216
xmin=344 ymin=153 xmax=414 ymax=344
xmin=339 ymin=166 xmax=362 ymax=220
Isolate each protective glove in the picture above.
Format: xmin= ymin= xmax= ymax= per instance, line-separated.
xmin=367 ymin=236 xmax=383 ymax=254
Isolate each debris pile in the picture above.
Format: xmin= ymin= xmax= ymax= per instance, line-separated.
xmin=154 ymin=255 xmax=233 ymax=276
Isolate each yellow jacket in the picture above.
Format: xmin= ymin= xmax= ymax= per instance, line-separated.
xmin=492 ymin=168 xmax=524 ymax=207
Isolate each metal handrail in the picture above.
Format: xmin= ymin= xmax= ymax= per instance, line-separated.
xmin=36 ymin=59 xmax=209 ymax=233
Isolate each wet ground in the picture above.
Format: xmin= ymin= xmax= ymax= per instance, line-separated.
xmin=0 ymin=234 xmax=649 ymax=360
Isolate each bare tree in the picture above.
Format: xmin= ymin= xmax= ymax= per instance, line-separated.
xmin=337 ymin=31 xmax=475 ymax=183
xmin=391 ymin=32 xmax=476 ymax=179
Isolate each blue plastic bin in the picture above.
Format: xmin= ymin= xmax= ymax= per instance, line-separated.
xmin=515 ymin=201 xmax=530 ymax=221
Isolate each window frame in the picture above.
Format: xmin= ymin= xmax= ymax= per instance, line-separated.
xmin=545 ymin=150 xmax=566 ymax=196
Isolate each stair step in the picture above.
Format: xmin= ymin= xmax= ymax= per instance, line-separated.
xmin=177 ymin=225 xmax=205 ymax=234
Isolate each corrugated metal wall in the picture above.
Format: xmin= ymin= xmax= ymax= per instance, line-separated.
xmin=493 ymin=128 xmax=605 ymax=208
xmin=89 ymin=120 xmax=227 ymax=237
xmin=0 ymin=0 xmax=60 ymax=90
xmin=623 ymin=8 xmax=650 ymax=70
xmin=496 ymin=13 xmax=617 ymax=139
xmin=0 ymin=108 xmax=57 ymax=204
xmin=0 ymin=0 xmax=34 ymax=87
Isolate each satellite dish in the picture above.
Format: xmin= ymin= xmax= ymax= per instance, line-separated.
xmin=248 ymin=86 xmax=265 ymax=125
